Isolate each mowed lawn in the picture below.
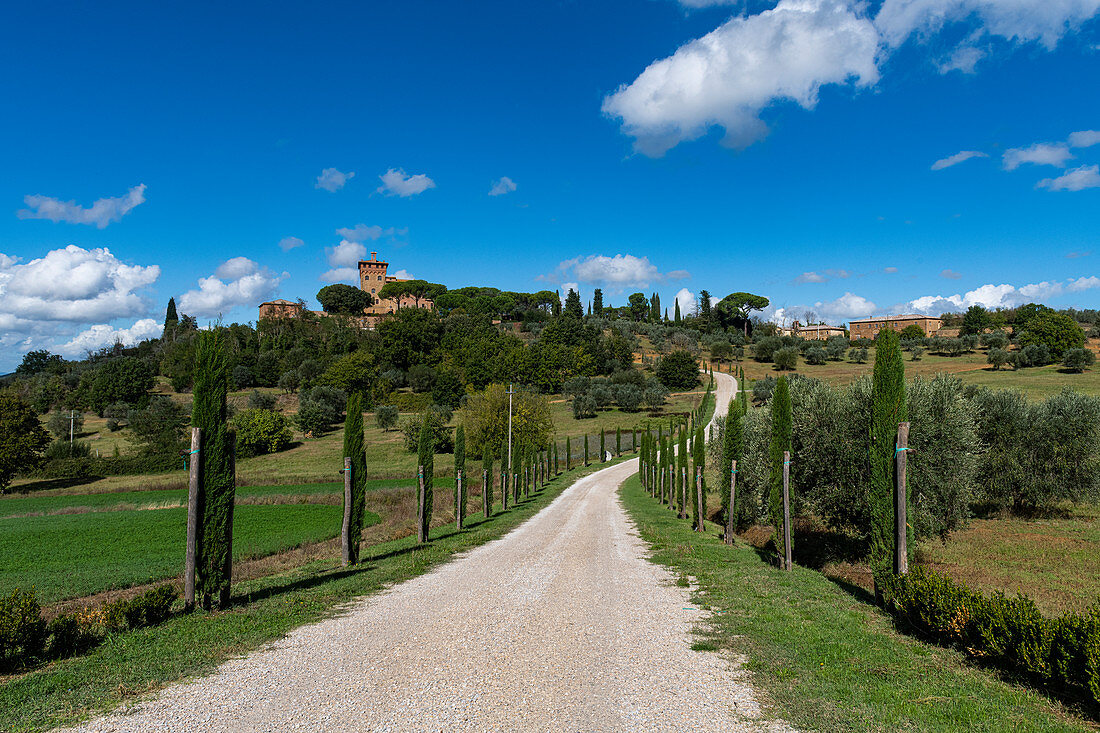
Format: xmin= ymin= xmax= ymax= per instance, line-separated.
xmin=919 ymin=504 xmax=1100 ymax=615
xmin=2 ymin=502 xmax=379 ymax=603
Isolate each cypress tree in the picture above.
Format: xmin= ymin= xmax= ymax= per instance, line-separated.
xmin=191 ymin=330 xmax=235 ymax=610
xmin=343 ymin=393 xmax=368 ymax=564
xmin=768 ymin=376 xmax=792 ymax=564
xmin=600 ymin=429 xmax=606 ymax=461
xmin=500 ymin=438 xmax=508 ymax=509
xmin=870 ymin=328 xmax=908 ymax=600
xmin=584 ymin=433 xmax=589 ymax=466
xmin=720 ymin=398 xmax=745 ymax=530
xmin=632 ymin=428 xmax=637 ymax=453
xmin=593 ymin=288 xmax=604 ymax=316
xmin=616 ymin=426 xmax=621 ymax=456
xmin=554 ymin=441 xmax=559 ymax=474
xmin=692 ymin=424 xmax=706 ymax=530
xmin=417 ymin=412 xmax=434 ymax=541
xmin=483 ymin=445 xmax=494 ymax=516
xmin=676 ymin=429 xmax=688 ymax=518
xmin=163 ymin=297 xmax=179 ymax=339
xmin=565 ymin=436 xmax=571 ymax=471
xmin=454 ymin=424 xmax=466 ymax=523
xmin=674 ymin=299 xmax=681 ymax=323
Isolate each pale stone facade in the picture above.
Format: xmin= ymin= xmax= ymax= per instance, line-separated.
xmin=848 ymin=314 xmax=943 ymax=340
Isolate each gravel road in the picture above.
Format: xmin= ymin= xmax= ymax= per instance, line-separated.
xmin=67 ymin=371 xmax=790 ymax=732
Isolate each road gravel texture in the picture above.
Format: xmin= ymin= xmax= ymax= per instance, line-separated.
xmin=67 ymin=371 xmax=791 ymax=732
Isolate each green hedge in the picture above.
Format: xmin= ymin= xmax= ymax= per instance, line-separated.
xmin=0 ymin=584 xmax=178 ymax=672
xmin=885 ymin=567 xmax=1100 ymax=709
xmin=25 ymin=453 xmax=184 ymax=481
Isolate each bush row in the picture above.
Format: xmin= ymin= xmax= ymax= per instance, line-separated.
xmin=26 ymin=452 xmax=184 ymax=481
xmin=0 ymin=584 xmax=177 ymax=672
xmin=884 ymin=567 xmax=1099 ymax=707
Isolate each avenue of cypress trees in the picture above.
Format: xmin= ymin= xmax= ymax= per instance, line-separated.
xmin=768 ymin=375 xmax=792 ymax=564
xmin=454 ymin=424 xmax=466 ymax=523
xmin=870 ymin=327 xmax=908 ymax=600
xmin=692 ymin=424 xmax=706 ymax=531
xmin=192 ymin=330 xmax=235 ymax=610
xmin=417 ymin=412 xmax=434 ymax=541
xmin=676 ymin=429 xmax=688 ymax=517
xmin=483 ymin=444 xmax=494 ymax=516
xmin=343 ymin=393 xmax=368 ymax=564
xmin=720 ymin=398 xmax=745 ymax=531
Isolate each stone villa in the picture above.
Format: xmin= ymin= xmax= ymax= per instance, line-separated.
xmin=848 ymin=314 xmax=943 ymax=340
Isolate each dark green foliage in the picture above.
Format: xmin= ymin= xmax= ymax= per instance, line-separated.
xmin=584 ymin=433 xmax=589 ymax=465
xmin=884 ymin=567 xmax=1100 ymax=708
xmin=592 ymin=288 xmax=604 ymax=316
xmin=46 ymin=612 xmax=97 ymax=659
xmin=431 ymin=368 xmax=466 ymax=409
xmin=16 ymin=349 xmax=65 ymax=377
xmin=47 ymin=409 xmax=83 ymax=439
xmin=1018 ymin=311 xmax=1086 ymax=359
xmin=657 ymin=350 xmax=700 ymax=391
xmin=482 ymin=444 xmax=494 ymax=511
xmin=554 ymin=441 xmax=559 ymax=473
xmin=417 ymin=411 xmax=434 ymax=541
xmin=103 ymin=584 xmax=177 ymax=633
xmin=1062 ymin=348 xmax=1096 ymax=372
xmin=676 ymin=429 xmax=688 ymax=517
xmin=615 ymin=426 xmax=621 ymax=455
xmin=0 ymin=392 xmax=52 ymax=492
xmin=401 ymin=406 xmax=454 ymax=453
xmin=0 ymin=589 xmax=46 ymax=671
xmin=163 ymin=297 xmax=179 ymax=336
xmin=960 ymin=305 xmax=992 ymax=335
xmin=317 ymin=283 xmax=373 ymax=315
xmin=248 ymin=390 xmax=277 ymax=411
xmin=455 ymin=424 xmax=466 ymax=518
xmin=753 ymin=336 xmax=782 ymax=362
xmin=128 ymin=395 xmax=189 ymax=455
xmin=768 ymin=375 xmax=792 ymax=560
xmin=232 ymin=364 xmax=253 ymax=390
xmin=80 ymin=357 xmax=155 ymax=413
xmin=191 ymin=330 xmax=236 ymax=610
xmin=375 ymin=404 xmax=399 ymax=431
xmin=869 ymin=328 xmax=907 ymax=594
xmin=721 ymin=398 xmax=745 ymax=529
xmin=563 ymin=288 xmax=583 ymax=318
xmin=343 ymin=393 xmax=368 ymax=563
xmin=565 ymin=436 xmax=571 ymax=470
xmin=773 ymin=347 xmax=799 ymax=371
xmin=231 ymin=408 xmax=292 ymax=456
xmin=691 ymin=424 xmax=705 ymax=530
xmin=600 ymin=429 xmax=606 ymax=461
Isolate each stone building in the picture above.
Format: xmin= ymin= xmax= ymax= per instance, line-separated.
xmin=258 ymin=298 xmax=304 ymax=320
xmin=797 ymin=324 xmax=847 ymax=341
xmin=848 ymin=314 xmax=943 ymax=340
xmin=358 ymin=251 xmax=433 ymax=321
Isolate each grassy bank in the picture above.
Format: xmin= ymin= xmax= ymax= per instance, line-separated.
xmin=619 ymin=474 xmax=1093 ymax=732
xmin=0 ymin=458 xmax=619 ymax=733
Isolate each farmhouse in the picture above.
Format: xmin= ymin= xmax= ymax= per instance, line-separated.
xmin=848 ymin=314 xmax=943 ymax=340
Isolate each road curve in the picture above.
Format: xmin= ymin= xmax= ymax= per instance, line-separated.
xmin=68 ymin=370 xmax=788 ymax=733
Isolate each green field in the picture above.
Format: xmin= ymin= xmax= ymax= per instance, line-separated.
xmin=2 ymin=502 xmax=379 ymax=603
xmin=620 ymin=475 xmax=1093 ymax=732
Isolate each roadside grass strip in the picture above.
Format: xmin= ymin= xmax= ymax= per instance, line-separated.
xmin=619 ymin=474 xmax=1094 ymax=733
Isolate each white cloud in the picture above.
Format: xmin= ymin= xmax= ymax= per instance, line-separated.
xmin=678 ymin=0 xmax=738 ymax=6
xmin=489 ymin=177 xmax=517 ymax=196
xmin=931 ymin=150 xmax=988 ymax=170
xmin=315 ymin=168 xmax=354 ymax=192
xmin=59 ymin=318 xmax=162 ymax=358
xmin=602 ymin=0 xmax=880 ymax=155
xmin=1069 ymin=275 xmax=1100 ymax=291
xmin=875 ymin=0 xmax=1100 ymax=51
xmin=667 ymin=269 xmax=692 ymax=280
xmin=884 ymin=266 xmax=899 ymax=273
xmin=793 ymin=268 xmax=851 ymax=285
xmin=940 ymin=268 xmax=962 ymax=279
xmin=674 ymin=287 xmax=697 ymax=316
xmin=906 ymin=276 xmax=1100 ymax=314
xmin=17 ymin=184 xmax=146 ymax=229
xmin=937 ymin=43 xmax=987 ymax=73
xmin=1069 ymin=129 xmax=1100 ymax=148
xmin=392 ymin=269 xmax=413 ymax=280
xmin=813 ymin=292 xmax=878 ymax=321
xmin=278 ymin=236 xmax=305 ymax=251
xmin=560 ymin=283 xmax=581 ymax=305
xmin=377 ymin=168 xmax=436 ymax=197
xmin=327 ymin=240 xmax=367 ymax=268
xmin=178 ymin=258 xmax=287 ymax=317
xmin=1002 ymin=142 xmax=1074 ymax=170
xmin=337 ymin=224 xmax=383 ymax=242
xmin=1037 ymin=164 xmax=1100 ymax=191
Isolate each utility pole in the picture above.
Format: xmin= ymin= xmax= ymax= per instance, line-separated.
xmin=506 ymin=383 xmax=515 ymax=485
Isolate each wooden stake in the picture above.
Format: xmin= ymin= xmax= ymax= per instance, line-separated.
xmin=782 ymin=451 xmax=792 ymax=572
xmin=895 ymin=422 xmax=910 ymax=576
xmin=456 ymin=470 xmax=464 ymax=531
xmin=726 ymin=459 xmax=737 ymax=546
xmin=184 ymin=427 xmax=200 ymax=611
xmin=417 ymin=466 xmax=426 ymax=544
xmin=341 ymin=457 xmax=352 ymax=566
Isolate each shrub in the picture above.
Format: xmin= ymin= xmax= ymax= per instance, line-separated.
xmin=408 ymin=365 xmax=437 ymax=393
xmin=656 ymin=350 xmax=700 ymax=390
xmin=248 ymin=390 xmax=277 ymax=411
xmin=589 ymin=384 xmax=613 ymax=408
xmin=825 ymin=338 xmax=848 ymax=361
xmin=910 ymin=346 xmax=924 ymax=361
xmin=103 ymin=584 xmax=177 ymax=633
xmin=1018 ymin=311 xmax=1086 ymax=359
xmin=752 ymin=336 xmax=783 ymax=363
xmin=232 ymin=364 xmax=253 ymax=390
xmin=1015 ymin=342 xmax=1052 ymax=368
xmin=376 ymin=405 xmax=399 ymax=431
xmin=804 ymin=346 xmax=827 ymax=365
xmin=773 ymin=347 xmax=798 ymax=371
xmin=573 ymin=394 xmax=597 ymax=419
xmin=47 ymin=410 xmax=83 ymax=439
xmin=46 ymin=613 xmax=97 ymax=659
xmin=231 ymin=408 xmax=292 ymax=456
xmin=643 ymin=381 xmax=669 ymax=410
xmin=987 ymin=347 xmax=1011 ymax=370
xmin=614 ymin=383 xmax=643 ymax=412
xmin=401 ymin=406 xmax=454 ymax=453
xmin=1062 ymin=347 xmax=1096 ymax=373
xmin=295 ymin=385 xmax=347 ymax=434
xmin=0 ymin=589 xmax=47 ymax=671
xmin=849 ymin=347 xmax=868 ymax=363
xmin=752 ymin=376 xmax=777 ymax=403
xmin=44 ymin=438 xmax=91 ymax=461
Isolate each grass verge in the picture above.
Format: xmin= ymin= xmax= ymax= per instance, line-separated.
xmin=0 ymin=458 xmax=623 ymax=732
xmin=619 ymin=473 xmax=1095 ymax=732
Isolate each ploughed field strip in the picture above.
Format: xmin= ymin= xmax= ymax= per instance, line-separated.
xmin=65 ymin=373 xmax=785 ymax=732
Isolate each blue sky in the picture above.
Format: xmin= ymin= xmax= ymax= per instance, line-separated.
xmin=1 ymin=0 xmax=1099 ymax=369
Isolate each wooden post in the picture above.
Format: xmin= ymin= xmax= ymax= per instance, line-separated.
xmin=895 ymin=422 xmax=910 ymax=576
xmin=696 ymin=467 xmax=704 ymax=532
xmin=456 ymin=470 xmax=464 ymax=531
xmin=341 ymin=457 xmax=352 ymax=566
xmin=726 ymin=459 xmax=737 ymax=545
xmin=184 ymin=427 xmax=201 ymax=611
xmin=483 ymin=469 xmax=490 ymax=518
xmin=782 ymin=451 xmax=792 ymax=572
xmin=417 ymin=466 xmax=426 ymax=544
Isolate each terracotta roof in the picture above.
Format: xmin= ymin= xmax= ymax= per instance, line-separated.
xmin=260 ymin=299 xmax=298 ymax=306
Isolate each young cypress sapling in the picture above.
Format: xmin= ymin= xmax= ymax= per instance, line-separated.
xmin=454 ymin=424 xmax=466 ymax=524
xmin=768 ymin=375 xmax=792 ymax=565
xmin=417 ymin=412 xmax=434 ymax=541
xmin=343 ymin=393 xmax=368 ymax=564
xmin=869 ymin=328 xmax=908 ymax=601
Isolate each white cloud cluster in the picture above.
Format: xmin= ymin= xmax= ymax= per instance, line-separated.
xmin=315 ymin=168 xmax=354 ymax=192
xmin=548 ymin=253 xmax=687 ymax=290
xmin=60 ymin=318 xmax=162 ymax=358
xmin=674 ymin=288 xmax=697 ymax=316
xmin=606 ymin=0 xmax=1099 ymax=155
xmin=603 ymin=0 xmax=880 ymax=155
xmin=1069 ymin=129 xmax=1100 ymax=148
xmin=907 ymin=276 xmax=1100 ymax=314
xmin=178 ymin=257 xmax=287 ymax=317
xmin=1037 ymin=164 xmax=1100 ymax=191
xmin=278 ymin=236 xmax=305 ymax=251
xmin=931 ymin=150 xmax=987 ymax=170
xmin=813 ymin=291 xmax=878 ymax=320
xmin=319 ymin=224 xmax=407 ymax=282
xmin=17 ymin=184 xmax=147 ymax=228
xmin=489 ymin=177 xmax=517 ymax=196
xmin=377 ymin=168 xmax=436 ymax=197
xmin=793 ymin=268 xmax=851 ymax=284
xmin=1003 ymin=142 xmax=1074 ymax=170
